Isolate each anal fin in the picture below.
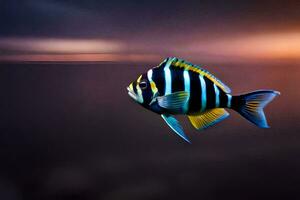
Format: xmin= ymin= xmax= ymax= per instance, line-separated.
xmin=188 ymin=108 xmax=229 ymax=130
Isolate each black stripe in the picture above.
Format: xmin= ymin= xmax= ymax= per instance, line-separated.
xmin=204 ymin=76 xmax=215 ymax=109
xmin=133 ymin=81 xmax=137 ymax=94
xmin=188 ymin=71 xmax=202 ymax=114
xmin=141 ymin=74 xmax=152 ymax=105
xmin=219 ymin=90 xmax=228 ymax=108
xmin=152 ymin=67 xmax=165 ymax=95
xmin=170 ymin=65 xmax=184 ymax=93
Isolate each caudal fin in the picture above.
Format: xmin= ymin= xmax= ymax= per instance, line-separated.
xmin=232 ymin=90 xmax=280 ymax=128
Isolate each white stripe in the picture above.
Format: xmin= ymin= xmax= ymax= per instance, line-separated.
xmin=147 ymin=69 xmax=158 ymax=99
xmin=199 ymin=75 xmax=206 ymax=112
xmin=164 ymin=60 xmax=172 ymax=95
xmin=183 ymin=70 xmax=190 ymax=113
xmin=214 ymin=84 xmax=220 ymax=107
xmin=147 ymin=69 xmax=153 ymax=81
xmin=227 ymin=94 xmax=232 ymax=108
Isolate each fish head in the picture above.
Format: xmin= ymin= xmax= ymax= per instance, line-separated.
xmin=127 ymin=70 xmax=158 ymax=108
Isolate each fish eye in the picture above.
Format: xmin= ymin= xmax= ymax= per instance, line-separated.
xmin=139 ymin=80 xmax=147 ymax=90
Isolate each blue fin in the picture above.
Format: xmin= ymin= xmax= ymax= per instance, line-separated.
xmin=161 ymin=114 xmax=191 ymax=143
xmin=188 ymin=108 xmax=229 ymax=130
xmin=157 ymin=91 xmax=189 ymax=113
xmin=232 ymin=90 xmax=280 ymax=128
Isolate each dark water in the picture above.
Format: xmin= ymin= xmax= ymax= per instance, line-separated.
xmin=1 ymin=62 xmax=300 ymax=200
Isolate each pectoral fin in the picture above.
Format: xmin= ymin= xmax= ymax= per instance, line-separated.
xmin=188 ymin=108 xmax=229 ymax=130
xmin=161 ymin=114 xmax=191 ymax=143
xmin=157 ymin=91 xmax=189 ymax=112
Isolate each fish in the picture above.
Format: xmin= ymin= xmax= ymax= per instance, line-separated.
xmin=127 ymin=57 xmax=280 ymax=143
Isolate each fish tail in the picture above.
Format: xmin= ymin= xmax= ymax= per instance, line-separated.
xmin=231 ymin=90 xmax=280 ymax=128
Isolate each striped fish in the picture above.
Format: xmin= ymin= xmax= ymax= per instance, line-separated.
xmin=127 ymin=57 xmax=280 ymax=143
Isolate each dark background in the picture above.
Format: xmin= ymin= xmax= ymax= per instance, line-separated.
xmin=1 ymin=0 xmax=300 ymax=199
xmin=1 ymin=62 xmax=299 ymax=200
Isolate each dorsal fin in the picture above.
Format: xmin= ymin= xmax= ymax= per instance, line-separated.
xmin=155 ymin=57 xmax=170 ymax=68
xmin=164 ymin=57 xmax=231 ymax=93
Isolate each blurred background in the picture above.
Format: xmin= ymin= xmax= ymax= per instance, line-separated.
xmin=1 ymin=0 xmax=300 ymax=199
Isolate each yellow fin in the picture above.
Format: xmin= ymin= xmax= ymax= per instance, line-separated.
xmin=169 ymin=57 xmax=231 ymax=93
xmin=188 ymin=108 xmax=229 ymax=130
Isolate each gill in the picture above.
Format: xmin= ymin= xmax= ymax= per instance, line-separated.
xmin=147 ymin=69 xmax=159 ymax=105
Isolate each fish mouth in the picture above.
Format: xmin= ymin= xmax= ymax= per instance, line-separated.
xmin=127 ymin=87 xmax=137 ymax=101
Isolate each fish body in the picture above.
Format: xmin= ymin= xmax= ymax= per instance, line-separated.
xmin=127 ymin=57 xmax=280 ymax=143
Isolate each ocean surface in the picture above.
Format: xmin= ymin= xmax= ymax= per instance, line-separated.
xmin=1 ymin=62 xmax=300 ymax=200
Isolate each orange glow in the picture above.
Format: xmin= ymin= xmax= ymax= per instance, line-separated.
xmin=1 ymin=32 xmax=300 ymax=62
xmin=0 ymin=53 xmax=161 ymax=62
xmin=186 ymin=32 xmax=300 ymax=60
xmin=0 ymin=38 xmax=124 ymax=53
